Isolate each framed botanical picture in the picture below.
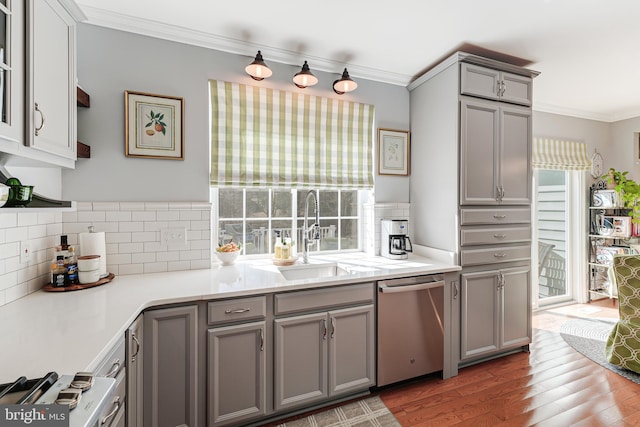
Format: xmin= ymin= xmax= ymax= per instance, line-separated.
xmin=378 ymin=128 xmax=410 ymax=176
xmin=125 ymin=91 xmax=184 ymax=160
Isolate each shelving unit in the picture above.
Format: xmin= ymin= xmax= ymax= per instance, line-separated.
xmin=76 ymin=86 xmax=90 ymax=158
xmin=588 ymin=181 xmax=637 ymax=301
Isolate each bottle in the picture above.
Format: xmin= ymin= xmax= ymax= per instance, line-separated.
xmin=51 ymin=255 xmax=66 ymax=287
xmin=281 ymin=235 xmax=291 ymax=260
xmin=59 ymin=235 xmax=69 ymax=259
xmin=65 ymin=246 xmax=79 ymax=285
xmin=274 ymin=231 xmax=283 ymax=259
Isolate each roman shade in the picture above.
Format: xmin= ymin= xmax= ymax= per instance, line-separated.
xmin=209 ymin=80 xmax=375 ymax=188
xmin=532 ymin=137 xmax=591 ymax=171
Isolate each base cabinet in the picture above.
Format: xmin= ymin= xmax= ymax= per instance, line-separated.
xmin=274 ymin=304 xmax=375 ymax=412
xmin=144 ymin=305 xmax=199 ymax=427
xmin=460 ymin=265 xmax=531 ymax=361
xmin=207 ymin=321 xmax=266 ymax=426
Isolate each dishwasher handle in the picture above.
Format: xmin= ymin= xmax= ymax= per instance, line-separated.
xmin=378 ymin=280 xmax=444 ymax=294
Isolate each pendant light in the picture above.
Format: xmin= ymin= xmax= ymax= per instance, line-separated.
xmin=333 ymin=68 xmax=358 ymax=94
xmin=293 ymin=61 xmax=318 ymax=88
xmin=245 ymin=50 xmax=272 ymax=81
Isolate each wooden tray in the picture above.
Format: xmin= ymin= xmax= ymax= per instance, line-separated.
xmin=43 ymin=273 xmax=115 ymax=292
xmin=272 ymin=256 xmax=298 ymax=266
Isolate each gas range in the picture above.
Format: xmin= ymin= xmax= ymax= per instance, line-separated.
xmin=0 ymin=372 xmax=116 ymax=427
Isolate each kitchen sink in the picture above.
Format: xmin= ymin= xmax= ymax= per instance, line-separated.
xmin=278 ymin=262 xmax=352 ymax=281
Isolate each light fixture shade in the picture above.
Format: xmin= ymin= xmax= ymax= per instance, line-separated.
xmin=245 ymin=50 xmax=272 ymax=81
xmin=293 ymin=61 xmax=318 ymax=88
xmin=333 ymin=68 xmax=358 ymax=94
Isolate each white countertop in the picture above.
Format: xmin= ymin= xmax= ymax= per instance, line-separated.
xmin=0 ymin=252 xmax=459 ymax=383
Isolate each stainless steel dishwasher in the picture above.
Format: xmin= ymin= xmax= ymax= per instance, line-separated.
xmin=377 ymin=274 xmax=444 ymax=387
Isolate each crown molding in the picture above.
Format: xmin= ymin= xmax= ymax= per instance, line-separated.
xmin=79 ymin=6 xmax=412 ymax=86
xmin=533 ymin=102 xmax=617 ymax=123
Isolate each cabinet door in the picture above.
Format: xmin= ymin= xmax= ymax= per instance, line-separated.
xmin=460 ymin=63 xmax=500 ymax=101
xmin=460 ymin=270 xmax=500 ymax=360
xmin=144 ymin=305 xmax=198 ymax=427
xmin=499 ymin=105 xmax=531 ymax=204
xmin=207 ymin=321 xmax=266 ymax=426
xmin=274 ymin=312 xmax=328 ymax=411
xmin=328 ymin=305 xmax=375 ymax=396
xmin=126 ymin=314 xmax=143 ymax=427
xmin=26 ymin=0 xmax=76 ymax=159
xmin=460 ymin=98 xmax=500 ymax=205
xmin=501 ymin=266 xmax=532 ymax=349
xmin=500 ymin=72 xmax=532 ymax=107
xmin=0 ymin=0 xmax=24 ymax=144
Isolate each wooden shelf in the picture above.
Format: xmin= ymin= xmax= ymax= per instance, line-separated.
xmin=77 ymin=141 xmax=90 ymax=158
xmin=77 ymin=87 xmax=90 ymax=108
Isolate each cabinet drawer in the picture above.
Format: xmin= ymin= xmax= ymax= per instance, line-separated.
xmin=95 ymin=337 xmax=125 ymax=378
xmin=461 ymin=245 xmax=531 ymax=266
xmin=460 ymin=208 xmax=530 ymax=225
xmin=100 ymin=370 xmax=126 ymax=427
xmin=460 ymin=226 xmax=531 ymax=246
xmin=275 ymin=283 xmax=374 ymax=316
xmin=208 ymin=296 xmax=266 ymax=325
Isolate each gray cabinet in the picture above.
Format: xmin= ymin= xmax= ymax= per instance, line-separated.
xmin=409 ymin=52 xmax=537 ymax=369
xmin=460 ymin=265 xmax=531 ymax=360
xmin=126 ymin=314 xmax=143 ymax=427
xmin=461 ymin=63 xmax=533 ymax=106
xmin=207 ymin=320 xmax=267 ymax=426
xmin=26 ymin=0 xmax=81 ymax=165
xmin=460 ymin=97 xmax=531 ymax=205
xmin=144 ymin=305 xmax=199 ymax=427
xmin=273 ymin=284 xmax=375 ymax=412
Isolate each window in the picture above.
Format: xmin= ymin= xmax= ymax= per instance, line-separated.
xmin=213 ymin=188 xmax=365 ymax=255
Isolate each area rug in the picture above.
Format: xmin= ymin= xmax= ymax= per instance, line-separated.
xmin=559 ymin=317 xmax=640 ymax=385
xmin=275 ymin=395 xmax=401 ymax=427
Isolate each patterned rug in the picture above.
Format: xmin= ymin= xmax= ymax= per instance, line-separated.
xmin=275 ymin=396 xmax=401 ymax=427
xmin=559 ymin=317 xmax=640 ymax=385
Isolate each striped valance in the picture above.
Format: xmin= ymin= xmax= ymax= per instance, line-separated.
xmin=532 ymin=138 xmax=591 ymax=171
xmin=209 ymin=80 xmax=375 ymax=188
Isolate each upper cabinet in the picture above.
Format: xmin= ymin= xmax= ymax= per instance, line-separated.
xmin=460 ymin=63 xmax=533 ymax=107
xmin=25 ymin=0 xmax=84 ymax=166
xmin=0 ymin=0 xmax=25 ymax=145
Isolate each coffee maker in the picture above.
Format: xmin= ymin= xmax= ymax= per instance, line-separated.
xmin=381 ymin=219 xmax=413 ymax=259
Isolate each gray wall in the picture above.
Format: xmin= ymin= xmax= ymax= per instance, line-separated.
xmin=63 ymin=25 xmax=410 ymax=203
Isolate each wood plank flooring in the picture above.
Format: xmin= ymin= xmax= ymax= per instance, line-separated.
xmin=379 ymin=300 xmax=640 ymax=426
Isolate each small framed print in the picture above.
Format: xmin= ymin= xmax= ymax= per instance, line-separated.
xmin=378 ymin=128 xmax=410 ymax=176
xmin=125 ymin=91 xmax=184 ymax=160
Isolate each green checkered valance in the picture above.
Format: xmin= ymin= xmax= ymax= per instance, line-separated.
xmin=209 ymin=80 xmax=375 ymax=188
xmin=532 ymin=137 xmax=591 ymax=171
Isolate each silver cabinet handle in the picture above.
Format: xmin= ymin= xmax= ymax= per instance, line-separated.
xmin=493 ymin=253 xmax=507 ymax=258
xmin=453 ymin=281 xmax=459 ymax=299
xmin=330 ymin=317 xmax=336 ymax=339
xmin=259 ymin=328 xmax=264 ymax=351
xmin=225 ymin=308 xmax=250 ymax=314
xmin=493 ymin=234 xmax=507 ymax=239
xmin=322 ymin=319 xmax=327 ymax=340
xmin=34 ymin=103 xmax=45 ymax=136
xmin=497 ymin=271 xmax=505 ymax=290
xmin=493 ymin=214 xmax=506 ymax=219
xmin=495 ymin=186 xmax=501 ymax=201
xmin=131 ymin=333 xmax=140 ymax=363
xmin=105 ymin=359 xmax=120 ymax=378
xmin=101 ymin=396 xmax=120 ymax=425
xmin=500 ymin=186 xmax=505 ymax=200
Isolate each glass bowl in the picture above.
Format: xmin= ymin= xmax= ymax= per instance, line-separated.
xmin=216 ymin=250 xmax=240 ymax=266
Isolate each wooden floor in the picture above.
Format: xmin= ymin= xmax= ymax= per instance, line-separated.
xmin=379 ymin=299 xmax=640 ymax=426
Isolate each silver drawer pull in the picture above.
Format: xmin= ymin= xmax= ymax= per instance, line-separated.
xmin=105 ymin=360 xmax=120 ymax=378
xmin=225 ymin=308 xmax=251 ymax=314
xmin=493 ymin=215 xmax=506 ymax=219
xmin=493 ymin=253 xmax=507 ymax=258
xmin=101 ymin=396 xmax=120 ymax=425
xmin=493 ymin=234 xmax=507 ymax=239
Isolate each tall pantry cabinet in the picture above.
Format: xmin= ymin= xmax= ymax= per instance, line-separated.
xmin=409 ymin=52 xmax=539 ymax=373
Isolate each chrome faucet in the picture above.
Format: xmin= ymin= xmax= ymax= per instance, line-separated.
xmin=303 ymin=190 xmax=320 ymax=263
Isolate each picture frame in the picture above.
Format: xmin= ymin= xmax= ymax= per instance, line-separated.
xmin=125 ymin=91 xmax=184 ymax=160
xmin=378 ymin=128 xmax=410 ymax=176
xmin=592 ymin=189 xmax=620 ymax=208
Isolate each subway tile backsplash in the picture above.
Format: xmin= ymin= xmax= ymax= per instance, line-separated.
xmin=0 ymin=202 xmax=212 ymax=307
